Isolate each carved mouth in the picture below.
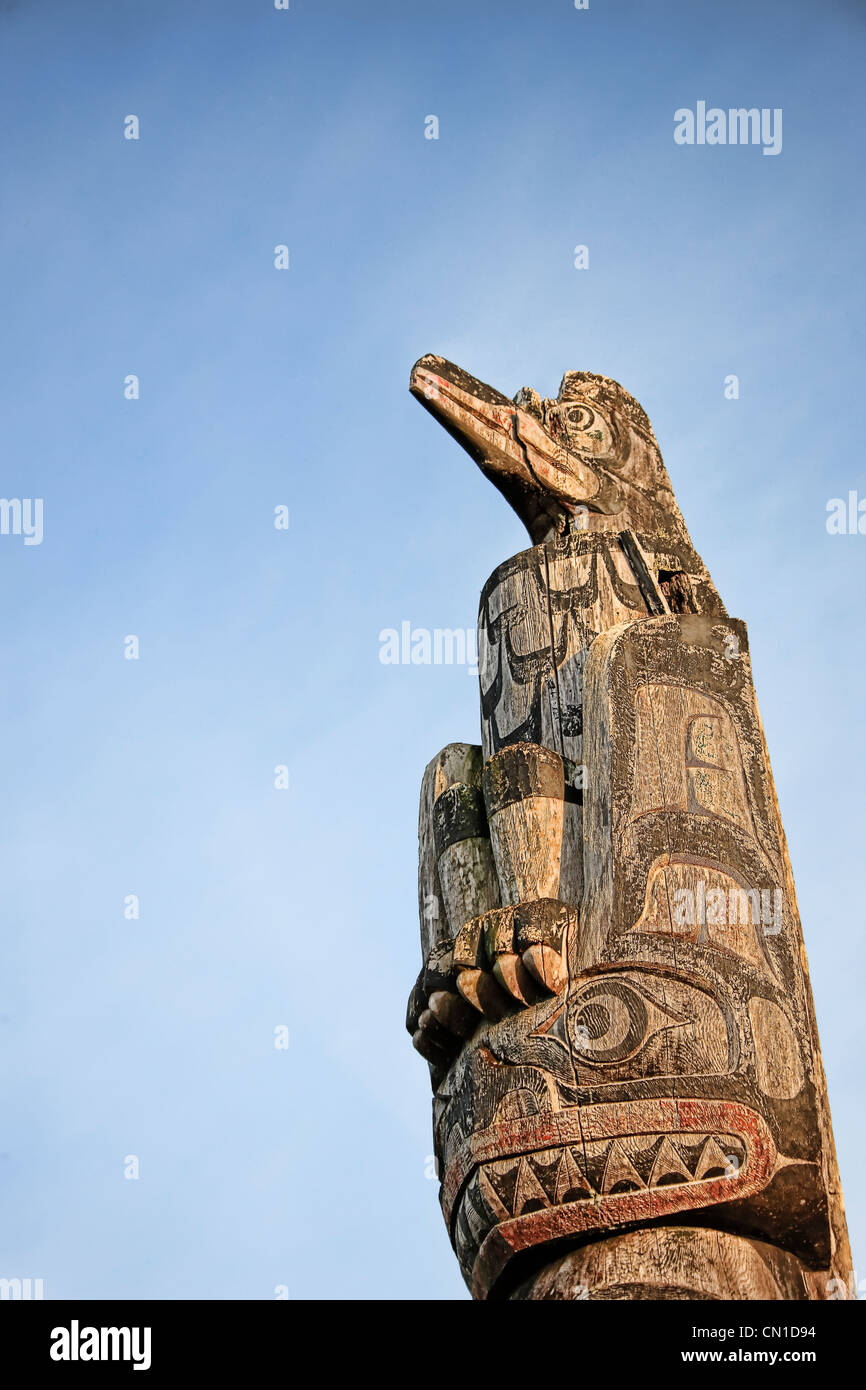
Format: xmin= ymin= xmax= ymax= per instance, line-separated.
xmin=478 ymin=1129 xmax=746 ymax=1211
xmin=443 ymin=1098 xmax=778 ymax=1298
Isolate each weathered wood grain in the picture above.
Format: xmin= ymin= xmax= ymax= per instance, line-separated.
xmin=406 ymin=356 xmax=852 ymax=1300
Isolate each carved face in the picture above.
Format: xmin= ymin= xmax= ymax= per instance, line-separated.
xmin=436 ymin=958 xmax=801 ymax=1297
xmin=410 ymin=353 xmax=681 ymax=543
xmin=433 ymin=614 xmax=828 ymax=1299
xmin=540 ymin=384 xmax=675 ymax=532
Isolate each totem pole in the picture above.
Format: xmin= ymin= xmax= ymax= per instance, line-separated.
xmin=405 ymin=355 xmax=852 ymax=1300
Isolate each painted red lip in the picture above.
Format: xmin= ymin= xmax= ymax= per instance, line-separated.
xmin=440 ymin=1098 xmax=779 ymax=1299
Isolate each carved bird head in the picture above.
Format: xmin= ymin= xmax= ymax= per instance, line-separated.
xmin=410 ymin=354 xmax=677 ymax=546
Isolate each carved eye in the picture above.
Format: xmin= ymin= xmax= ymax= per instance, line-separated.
xmin=569 ymin=979 xmax=680 ymax=1065
xmin=566 ymin=405 xmax=595 ymax=431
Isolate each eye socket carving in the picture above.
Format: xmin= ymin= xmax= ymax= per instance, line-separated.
xmin=565 ymin=405 xmax=595 ymax=431
xmin=570 ymin=979 xmax=684 ymax=1065
xmin=547 ymin=404 xmax=597 ymax=440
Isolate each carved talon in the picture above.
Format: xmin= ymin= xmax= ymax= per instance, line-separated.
xmin=408 ymin=953 xmax=476 ymax=1062
xmin=522 ymin=943 xmax=567 ymax=995
xmin=427 ymin=989 xmax=476 ymax=1038
xmin=453 ymin=909 xmax=516 ymax=1018
xmin=455 ymin=968 xmax=510 ymax=1021
xmin=411 ymin=1027 xmax=451 ymax=1067
xmin=482 ymin=902 xmax=558 ymax=1005
xmin=451 ymin=901 xmax=573 ymax=1013
xmin=492 ymin=953 xmax=543 ymax=1006
xmin=514 ymin=899 xmax=573 ymax=996
xmin=416 ymin=1009 xmax=456 ymax=1053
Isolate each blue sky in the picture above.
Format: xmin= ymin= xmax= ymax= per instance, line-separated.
xmin=0 ymin=0 xmax=863 ymax=1299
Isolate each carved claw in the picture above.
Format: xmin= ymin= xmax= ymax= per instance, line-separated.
xmin=492 ymin=954 xmax=544 ymax=1006
xmin=427 ymin=989 xmax=477 ymax=1038
xmin=456 ymin=968 xmax=511 ymax=1021
xmin=522 ymin=943 xmax=567 ymax=995
xmin=409 ymin=898 xmax=572 ymax=1053
xmin=458 ymin=901 xmax=572 ymax=1015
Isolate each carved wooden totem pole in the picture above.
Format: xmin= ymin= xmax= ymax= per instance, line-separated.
xmin=405 ymin=355 xmax=852 ymax=1300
